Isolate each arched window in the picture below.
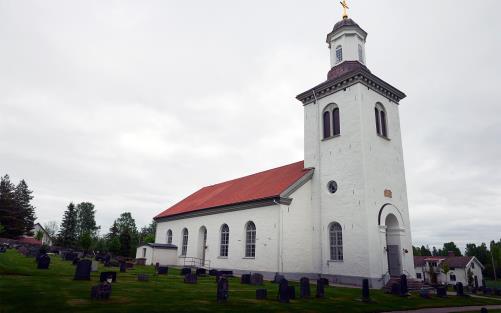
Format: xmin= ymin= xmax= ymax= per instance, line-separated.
xmin=245 ymin=221 xmax=256 ymax=258
xmin=181 ymin=228 xmax=188 ymax=256
xmin=332 ymin=108 xmax=340 ymax=136
xmin=335 ymin=45 xmax=343 ymax=64
xmin=329 ymin=222 xmax=343 ymax=261
xmin=323 ymin=111 xmax=331 ymax=139
xmin=375 ymin=103 xmax=388 ymax=138
xmin=220 ymin=224 xmax=229 ymax=257
xmin=166 ymin=229 xmax=172 ymax=244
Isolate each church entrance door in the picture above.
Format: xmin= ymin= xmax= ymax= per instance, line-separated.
xmin=387 ymin=245 xmax=401 ymax=276
xmin=385 ymin=214 xmax=402 ymax=276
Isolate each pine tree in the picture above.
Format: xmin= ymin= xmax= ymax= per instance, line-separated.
xmin=0 ymin=175 xmax=24 ymax=238
xmin=57 ymin=203 xmax=78 ymax=248
xmin=14 ymin=180 xmax=36 ymax=236
xmin=76 ymin=202 xmax=99 ymax=238
xmin=119 ymin=229 xmax=132 ymax=257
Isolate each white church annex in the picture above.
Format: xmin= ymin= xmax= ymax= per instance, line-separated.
xmin=138 ymin=11 xmax=416 ymax=288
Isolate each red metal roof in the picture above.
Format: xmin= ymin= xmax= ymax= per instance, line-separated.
xmin=17 ymin=237 xmax=43 ymax=245
xmin=155 ymin=161 xmax=312 ymax=219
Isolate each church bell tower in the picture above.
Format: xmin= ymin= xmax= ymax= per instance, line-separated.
xmin=296 ymin=3 xmax=416 ymax=287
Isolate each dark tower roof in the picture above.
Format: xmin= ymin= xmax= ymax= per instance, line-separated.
xmin=326 ymin=18 xmax=367 ymax=44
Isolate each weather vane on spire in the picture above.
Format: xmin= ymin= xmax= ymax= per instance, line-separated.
xmin=340 ymin=0 xmax=349 ymax=19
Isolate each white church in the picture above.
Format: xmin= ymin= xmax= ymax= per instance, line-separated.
xmin=137 ymin=9 xmax=416 ymax=288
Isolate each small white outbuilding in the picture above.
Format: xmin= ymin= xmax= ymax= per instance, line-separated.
xmin=136 ymin=243 xmax=178 ymax=266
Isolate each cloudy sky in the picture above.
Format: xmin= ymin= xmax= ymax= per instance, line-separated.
xmin=1 ymin=0 xmax=500 ymax=249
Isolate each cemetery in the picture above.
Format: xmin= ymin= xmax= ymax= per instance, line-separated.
xmin=1 ymin=248 xmax=500 ymax=312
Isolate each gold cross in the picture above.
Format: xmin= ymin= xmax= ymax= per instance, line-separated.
xmin=340 ymin=0 xmax=349 ymax=19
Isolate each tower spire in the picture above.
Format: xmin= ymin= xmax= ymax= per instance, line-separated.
xmin=340 ymin=0 xmax=349 ymax=19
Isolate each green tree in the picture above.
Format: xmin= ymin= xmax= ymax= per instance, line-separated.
xmin=420 ymin=245 xmax=432 ymax=256
xmin=14 ymin=180 xmax=36 ymax=236
xmin=108 ymin=236 xmax=120 ymax=256
xmin=95 ymin=237 xmax=108 ymax=253
xmin=76 ymin=202 xmax=99 ymax=238
xmin=119 ymin=229 xmax=132 ymax=257
xmin=139 ymin=220 xmax=156 ymax=245
xmin=441 ymin=242 xmax=462 ymax=256
xmin=0 ymin=175 xmax=24 ymax=238
xmin=413 ymin=246 xmax=421 ymax=256
xmin=57 ymin=203 xmax=78 ymax=248
xmin=35 ymin=229 xmax=44 ymax=241
xmin=441 ymin=261 xmax=450 ymax=286
xmin=79 ymin=232 xmax=92 ymax=253
xmin=0 ymin=222 xmax=4 ymax=235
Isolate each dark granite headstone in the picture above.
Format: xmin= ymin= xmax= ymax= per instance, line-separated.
xmin=241 ymin=274 xmax=251 ymax=284
xmin=37 ymin=254 xmax=50 ymax=269
xmin=400 ymin=274 xmax=409 ymax=295
xmin=456 ymin=282 xmax=465 ymax=297
xmin=362 ymin=278 xmax=371 ymax=302
xmin=299 ymin=277 xmax=311 ymax=298
xmin=157 ymin=266 xmax=168 ymax=275
xmin=181 ymin=267 xmax=191 ymax=275
xmin=480 ymin=308 xmax=488 ymax=313
xmin=137 ymin=274 xmax=149 ymax=281
xmin=256 ymin=289 xmax=267 ymax=300
xmin=316 ymin=279 xmax=325 ymax=298
xmin=216 ymin=277 xmax=229 ymax=303
xmin=74 ymin=259 xmax=92 ymax=280
xmin=184 ymin=273 xmax=197 ymax=284
xmin=278 ymin=278 xmax=290 ymax=303
xmin=320 ymin=277 xmax=329 ymax=286
xmin=104 ymin=254 xmax=111 ymax=266
xmin=419 ymin=288 xmax=432 ymax=299
xmin=100 ymin=271 xmax=117 ymax=283
xmin=391 ymin=283 xmax=401 ymax=296
xmin=196 ymin=268 xmax=206 ymax=276
xmin=119 ymin=262 xmax=126 ymax=273
xmin=287 ymin=286 xmax=296 ymax=300
xmin=209 ymin=269 xmax=218 ymax=276
xmin=250 ymin=273 xmax=264 ymax=285
xmin=436 ymin=286 xmax=447 ymax=298
xmin=273 ymin=273 xmax=285 ymax=283
xmin=91 ymin=281 xmax=112 ymax=300
xmin=219 ymin=270 xmax=233 ymax=277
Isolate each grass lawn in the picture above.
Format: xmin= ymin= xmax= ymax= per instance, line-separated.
xmin=1 ymin=249 xmax=500 ymax=313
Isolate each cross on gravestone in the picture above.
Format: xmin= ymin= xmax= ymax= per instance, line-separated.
xmin=362 ymin=278 xmax=371 ymax=302
xmin=181 ymin=267 xmax=191 ymax=275
xmin=250 ymin=273 xmax=264 ymax=285
xmin=137 ymin=274 xmax=149 ymax=282
xmin=74 ymin=259 xmax=92 ymax=280
xmin=256 ymin=289 xmax=267 ymax=300
xmin=278 ymin=279 xmax=290 ymax=303
xmin=400 ymin=274 xmax=409 ymax=296
xmin=299 ymin=277 xmax=311 ymax=298
xmin=119 ymin=262 xmax=126 ymax=273
xmin=241 ymin=274 xmax=251 ymax=284
xmin=273 ymin=273 xmax=285 ymax=283
xmin=196 ymin=268 xmax=206 ymax=276
xmin=90 ymin=281 xmax=112 ymax=300
xmin=99 ymin=271 xmax=117 ymax=283
xmin=287 ymin=286 xmax=296 ymax=300
xmin=37 ymin=254 xmax=50 ymax=269
xmin=316 ymin=279 xmax=325 ymax=298
xmin=216 ymin=277 xmax=229 ymax=303
xmin=456 ymin=282 xmax=465 ymax=297
xmin=184 ymin=273 xmax=198 ymax=284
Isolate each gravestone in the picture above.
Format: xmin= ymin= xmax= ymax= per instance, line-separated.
xmin=316 ymin=279 xmax=325 ymax=298
xmin=100 ymin=271 xmax=117 ymax=283
xmin=436 ymin=286 xmax=447 ymax=298
xmin=391 ymin=283 xmax=401 ymax=296
xmin=181 ymin=267 xmax=191 ymax=275
xmin=119 ymin=262 xmax=126 ymax=273
xmin=37 ymin=254 xmax=50 ymax=269
xmin=256 ymin=289 xmax=267 ymax=300
xmin=419 ymin=288 xmax=432 ymax=299
xmin=273 ymin=273 xmax=285 ymax=283
xmin=219 ymin=270 xmax=233 ymax=277
xmin=157 ymin=266 xmax=168 ymax=275
xmin=0 ymin=246 xmax=6 ymax=253
xmin=216 ymin=277 xmax=229 ymax=303
xmin=400 ymin=274 xmax=409 ymax=296
xmin=184 ymin=273 xmax=198 ymax=284
xmin=196 ymin=268 xmax=206 ymax=276
xmin=320 ymin=277 xmax=329 ymax=286
xmin=72 ymin=257 xmax=80 ymax=266
xmin=137 ymin=274 xmax=149 ymax=282
xmin=241 ymin=274 xmax=251 ymax=284
xmin=278 ymin=278 xmax=290 ymax=303
xmin=299 ymin=277 xmax=311 ymax=298
xmin=104 ymin=254 xmax=111 ymax=266
xmin=90 ymin=281 xmax=112 ymax=300
xmin=287 ymin=286 xmax=296 ymax=300
xmin=250 ymin=273 xmax=264 ymax=285
xmin=209 ymin=269 xmax=218 ymax=276
xmin=74 ymin=259 xmax=92 ymax=280
xmin=456 ymin=282 xmax=465 ymax=297
xmin=91 ymin=261 xmax=98 ymax=272
xmin=362 ymin=278 xmax=371 ymax=302
xmin=480 ymin=308 xmax=488 ymax=313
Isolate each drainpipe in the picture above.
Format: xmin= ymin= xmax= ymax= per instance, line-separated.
xmin=273 ymin=199 xmax=282 ymax=274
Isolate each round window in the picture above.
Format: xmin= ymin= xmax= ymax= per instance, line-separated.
xmin=327 ymin=180 xmax=338 ymax=194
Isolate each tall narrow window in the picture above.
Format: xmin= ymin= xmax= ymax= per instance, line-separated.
xmin=358 ymin=44 xmax=364 ymax=63
xmin=380 ymin=110 xmax=387 ymax=137
xmin=323 ymin=111 xmax=331 ymax=138
xmin=375 ymin=107 xmax=381 ymax=135
xmin=181 ymin=228 xmax=188 ymax=256
xmin=335 ymin=46 xmax=343 ymax=64
xmin=245 ymin=221 xmax=256 ymax=258
xmin=167 ymin=229 xmax=172 ymax=244
xmin=332 ymin=108 xmax=340 ymax=135
xmin=220 ymin=224 xmax=229 ymax=257
xmin=329 ymin=222 xmax=343 ymax=261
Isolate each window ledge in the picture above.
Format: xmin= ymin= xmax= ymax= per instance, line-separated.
xmin=217 ymin=256 xmax=228 ymax=259
xmin=377 ymin=134 xmax=390 ymax=141
xmin=179 ymin=255 xmax=187 ymax=258
xmin=242 ymin=257 xmax=256 ymax=259
xmin=322 ymin=134 xmax=340 ymax=141
xmin=327 ymin=259 xmax=344 ymax=263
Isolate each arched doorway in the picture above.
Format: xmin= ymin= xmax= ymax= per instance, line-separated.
xmin=385 ymin=214 xmax=402 ymax=276
xmin=197 ymin=226 xmax=207 ymax=266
